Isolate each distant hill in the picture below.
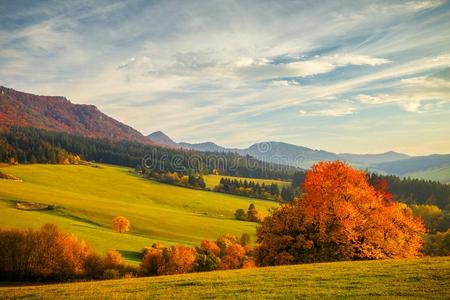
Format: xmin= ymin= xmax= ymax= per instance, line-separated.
xmin=147 ymin=131 xmax=179 ymax=148
xmin=148 ymin=132 xmax=342 ymax=167
xmin=0 ymin=86 xmax=152 ymax=144
xmin=244 ymin=142 xmax=339 ymax=168
xmin=405 ymin=165 xmax=450 ymax=184
xmin=148 ymin=131 xmax=450 ymax=182
xmin=178 ymin=141 xmax=235 ymax=153
xmin=374 ymin=154 xmax=450 ymax=176
xmin=339 ymin=151 xmax=411 ymax=165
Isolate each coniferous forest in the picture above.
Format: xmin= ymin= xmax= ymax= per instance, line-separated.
xmin=2 ymin=126 xmax=449 ymax=210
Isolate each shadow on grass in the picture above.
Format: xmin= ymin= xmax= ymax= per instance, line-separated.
xmin=119 ymin=249 xmax=143 ymax=262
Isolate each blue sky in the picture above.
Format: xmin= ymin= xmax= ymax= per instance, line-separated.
xmin=1 ymin=0 xmax=449 ymax=155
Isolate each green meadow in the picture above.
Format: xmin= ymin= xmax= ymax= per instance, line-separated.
xmin=203 ymin=174 xmax=290 ymax=189
xmin=0 ymin=164 xmax=277 ymax=263
xmin=0 ymin=257 xmax=448 ymax=299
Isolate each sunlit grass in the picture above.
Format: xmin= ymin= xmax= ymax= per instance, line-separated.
xmin=0 ymin=164 xmax=277 ymax=263
xmin=0 ymin=257 xmax=448 ymax=299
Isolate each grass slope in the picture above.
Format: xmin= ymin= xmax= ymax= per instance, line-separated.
xmin=203 ymin=174 xmax=290 ymax=189
xmin=1 ymin=257 xmax=448 ymax=299
xmin=0 ymin=164 xmax=277 ymax=262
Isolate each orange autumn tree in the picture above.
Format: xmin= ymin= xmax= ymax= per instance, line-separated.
xmin=256 ymin=161 xmax=425 ymax=266
xmin=112 ymin=216 xmax=130 ymax=233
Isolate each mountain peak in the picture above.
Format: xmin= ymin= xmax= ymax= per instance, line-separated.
xmin=147 ymin=131 xmax=179 ymax=148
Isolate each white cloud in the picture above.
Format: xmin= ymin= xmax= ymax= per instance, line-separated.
xmin=356 ymin=94 xmax=393 ymax=104
xmin=355 ymin=67 xmax=450 ymax=113
xmin=270 ymin=80 xmax=299 ymax=87
xmin=298 ymin=107 xmax=356 ymax=117
xmin=238 ymin=54 xmax=390 ymax=80
xmin=403 ymin=0 xmax=445 ymax=11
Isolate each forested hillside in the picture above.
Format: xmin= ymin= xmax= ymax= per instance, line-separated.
xmin=0 ymin=86 xmax=152 ymax=144
xmin=0 ymin=126 xmax=298 ymax=180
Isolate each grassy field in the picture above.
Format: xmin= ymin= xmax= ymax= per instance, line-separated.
xmin=0 ymin=257 xmax=448 ymax=299
xmin=203 ymin=174 xmax=290 ymax=189
xmin=406 ymin=165 xmax=450 ymax=184
xmin=0 ymin=164 xmax=277 ymax=263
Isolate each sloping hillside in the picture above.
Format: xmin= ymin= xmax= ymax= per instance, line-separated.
xmin=1 ymin=257 xmax=448 ymax=299
xmin=0 ymin=86 xmax=151 ymax=144
xmin=0 ymin=164 xmax=277 ymax=262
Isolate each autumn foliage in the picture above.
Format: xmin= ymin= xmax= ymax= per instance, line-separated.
xmin=0 ymin=224 xmax=92 ymax=281
xmin=140 ymin=234 xmax=255 ymax=276
xmin=112 ymin=216 xmax=130 ymax=233
xmin=0 ymin=224 xmax=136 ymax=282
xmin=256 ymin=161 xmax=426 ymax=266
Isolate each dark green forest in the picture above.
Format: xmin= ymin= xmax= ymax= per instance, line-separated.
xmin=0 ymin=126 xmax=298 ymax=180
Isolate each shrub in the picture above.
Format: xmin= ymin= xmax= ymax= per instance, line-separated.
xmin=140 ymin=247 xmax=163 ymax=276
xmin=423 ymin=230 xmax=450 ymax=256
xmin=411 ymin=204 xmax=445 ymax=232
xmin=84 ymin=253 xmax=105 ymax=279
xmin=218 ymin=243 xmax=246 ymax=270
xmin=104 ymin=250 xmax=124 ymax=270
xmin=234 ymin=204 xmax=263 ymax=222
xmin=242 ymin=258 xmax=256 ymax=269
xmin=216 ymin=234 xmax=239 ymax=257
xmin=195 ymin=253 xmax=220 ymax=272
xmin=112 ymin=216 xmax=130 ymax=233
xmin=239 ymin=233 xmax=251 ymax=246
xmin=200 ymin=240 xmax=221 ymax=257
xmin=158 ymin=245 xmax=197 ymax=275
xmin=102 ymin=269 xmax=120 ymax=279
xmin=234 ymin=209 xmax=247 ymax=221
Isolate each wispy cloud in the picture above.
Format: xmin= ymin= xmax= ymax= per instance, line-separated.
xmin=299 ymin=106 xmax=356 ymax=117
xmin=0 ymin=0 xmax=449 ymax=153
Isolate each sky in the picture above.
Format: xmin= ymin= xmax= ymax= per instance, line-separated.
xmin=1 ymin=0 xmax=449 ymax=155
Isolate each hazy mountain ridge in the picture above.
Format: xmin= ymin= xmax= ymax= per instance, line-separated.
xmin=0 ymin=86 xmax=153 ymax=145
xmin=374 ymin=154 xmax=450 ymax=175
xmin=148 ymin=131 xmax=406 ymax=167
xmin=147 ymin=131 xmax=450 ymax=181
xmin=339 ymin=151 xmax=411 ymax=165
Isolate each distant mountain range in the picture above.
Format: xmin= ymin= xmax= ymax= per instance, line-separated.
xmin=0 ymin=86 xmax=153 ymax=145
xmin=147 ymin=131 xmax=407 ymax=167
xmin=147 ymin=131 xmax=450 ymax=182
xmin=1 ymin=85 xmax=448 ymax=183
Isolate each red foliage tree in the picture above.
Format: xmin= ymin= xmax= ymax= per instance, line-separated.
xmin=256 ymin=161 xmax=426 ymax=266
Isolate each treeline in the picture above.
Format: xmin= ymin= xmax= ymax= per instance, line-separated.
xmin=0 ymin=224 xmax=136 ymax=281
xmin=214 ymin=178 xmax=297 ymax=202
xmin=142 ymin=170 xmax=206 ymax=190
xmin=367 ymin=173 xmax=450 ymax=210
xmin=0 ymin=127 xmax=298 ymax=180
xmin=290 ymin=171 xmax=450 ymax=209
xmin=0 ymin=224 xmax=255 ymax=282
